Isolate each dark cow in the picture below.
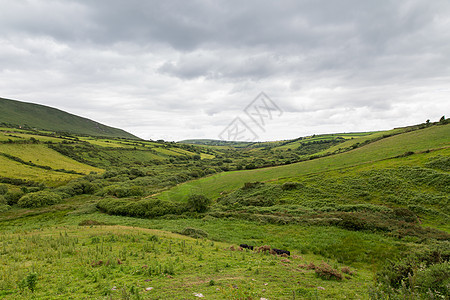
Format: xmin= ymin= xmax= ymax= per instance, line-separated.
xmin=240 ymin=244 xmax=254 ymax=251
xmin=272 ymin=248 xmax=290 ymax=256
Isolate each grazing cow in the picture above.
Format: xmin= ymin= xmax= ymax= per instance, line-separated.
xmin=240 ymin=244 xmax=254 ymax=251
xmin=272 ymin=248 xmax=291 ymax=256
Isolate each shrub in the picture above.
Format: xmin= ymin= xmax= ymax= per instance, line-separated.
xmin=314 ymin=262 xmax=342 ymax=280
xmin=336 ymin=213 xmax=369 ymax=231
xmin=97 ymin=198 xmax=185 ymax=218
xmin=415 ymin=262 xmax=449 ymax=295
xmin=21 ymin=186 xmax=41 ymax=194
xmin=281 ymin=182 xmax=303 ymax=190
xmin=0 ymin=203 xmax=11 ymax=212
xmin=180 ymin=227 xmax=209 ymax=239
xmin=425 ymin=155 xmax=450 ymax=171
xmin=219 ymin=184 xmax=280 ymax=207
xmin=341 ymin=266 xmax=355 ymax=275
xmin=242 ymin=182 xmax=262 ymax=190
xmin=392 ymin=207 xmax=417 ymax=223
xmin=0 ymin=184 xmax=7 ymax=195
xmin=187 ymin=194 xmax=211 ymax=213
xmin=58 ymin=180 xmax=96 ymax=197
xmin=26 ymin=272 xmax=38 ymax=292
xmin=375 ymin=244 xmax=450 ymax=296
xmin=4 ymin=190 xmax=25 ymax=205
xmin=17 ymin=191 xmax=62 ymax=208
xmin=97 ymin=184 xmax=143 ymax=198
xmin=0 ymin=196 xmax=11 ymax=212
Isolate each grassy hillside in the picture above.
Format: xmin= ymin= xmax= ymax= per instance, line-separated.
xmin=0 ymin=221 xmax=372 ymax=299
xmin=0 ymin=97 xmax=138 ymax=139
xmin=157 ymin=124 xmax=450 ymax=202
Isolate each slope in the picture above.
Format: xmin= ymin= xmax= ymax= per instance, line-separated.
xmin=0 ymin=97 xmax=138 ymax=139
xmin=157 ymin=124 xmax=450 ymax=202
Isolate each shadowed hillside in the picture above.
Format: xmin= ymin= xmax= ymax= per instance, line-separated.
xmin=0 ymin=97 xmax=138 ymax=139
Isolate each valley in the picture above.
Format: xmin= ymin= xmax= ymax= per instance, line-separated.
xmin=0 ymin=100 xmax=449 ymax=299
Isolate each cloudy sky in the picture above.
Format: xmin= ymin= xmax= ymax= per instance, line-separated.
xmin=1 ymin=0 xmax=449 ymax=141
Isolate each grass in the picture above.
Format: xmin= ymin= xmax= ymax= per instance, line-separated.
xmin=0 ymin=223 xmax=372 ymax=299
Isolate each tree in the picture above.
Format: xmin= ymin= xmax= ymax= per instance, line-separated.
xmin=187 ymin=194 xmax=211 ymax=213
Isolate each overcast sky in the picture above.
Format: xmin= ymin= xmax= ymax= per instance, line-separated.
xmin=1 ymin=0 xmax=449 ymax=141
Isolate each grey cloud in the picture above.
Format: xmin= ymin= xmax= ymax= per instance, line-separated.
xmin=0 ymin=0 xmax=449 ymax=141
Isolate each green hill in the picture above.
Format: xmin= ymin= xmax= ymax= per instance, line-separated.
xmin=0 ymin=97 xmax=139 ymax=139
xmin=158 ymin=124 xmax=450 ymax=202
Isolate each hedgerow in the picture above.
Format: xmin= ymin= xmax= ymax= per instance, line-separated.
xmin=17 ymin=191 xmax=62 ymax=208
xmin=97 ymin=198 xmax=186 ymax=218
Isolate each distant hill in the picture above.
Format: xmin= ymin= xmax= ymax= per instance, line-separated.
xmin=179 ymin=139 xmax=254 ymax=148
xmin=0 ymin=97 xmax=139 ymax=139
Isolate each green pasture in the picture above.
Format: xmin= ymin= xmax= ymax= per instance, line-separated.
xmin=0 ymin=144 xmax=102 ymax=175
xmin=0 ymin=156 xmax=80 ymax=186
xmin=0 ymin=222 xmax=371 ymax=299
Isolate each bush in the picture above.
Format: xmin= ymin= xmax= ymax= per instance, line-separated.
xmin=187 ymin=194 xmax=211 ymax=213
xmin=4 ymin=190 xmax=25 ymax=205
xmin=415 ymin=262 xmax=449 ymax=295
xmin=0 ymin=184 xmax=7 ymax=195
xmin=425 ymin=155 xmax=450 ymax=171
xmin=17 ymin=191 xmax=62 ymax=208
xmin=180 ymin=227 xmax=209 ymax=239
xmin=314 ymin=262 xmax=342 ymax=280
xmin=97 ymin=198 xmax=185 ymax=218
xmin=375 ymin=244 xmax=450 ymax=297
xmin=0 ymin=204 xmax=11 ymax=212
xmin=392 ymin=207 xmax=417 ymax=223
xmin=57 ymin=180 xmax=96 ymax=197
xmin=97 ymin=184 xmax=143 ymax=198
xmin=281 ymin=182 xmax=303 ymax=190
xmin=242 ymin=182 xmax=262 ymax=190
xmin=336 ymin=213 xmax=370 ymax=231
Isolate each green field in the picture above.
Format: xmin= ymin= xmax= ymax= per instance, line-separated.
xmin=0 ymin=216 xmax=380 ymax=299
xmin=0 ymin=144 xmax=102 ymax=174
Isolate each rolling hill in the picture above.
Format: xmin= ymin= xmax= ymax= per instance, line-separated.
xmin=0 ymin=97 xmax=138 ymax=139
xmin=158 ymin=124 xmax=450 ymax=202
